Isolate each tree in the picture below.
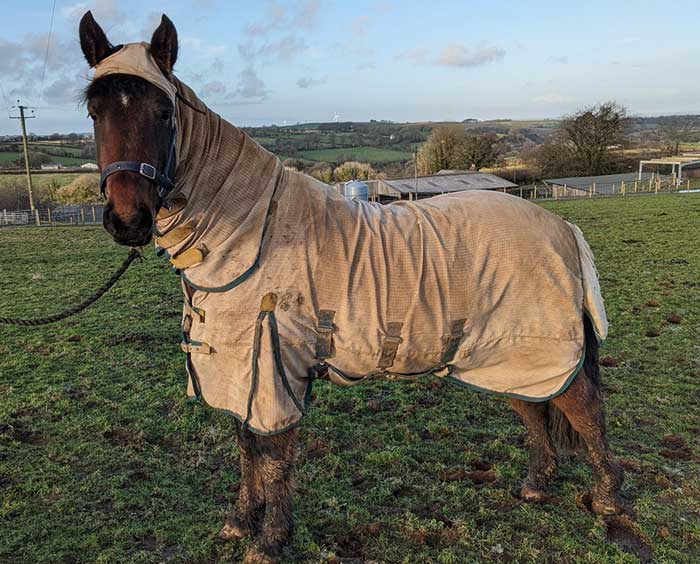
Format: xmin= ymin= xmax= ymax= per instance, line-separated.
xmin=537 ymin=101 xmax=628 ymax=178
xmin=454 ymin=132 xmax=502 ymax=170
xmin=333 ymin=161 xmax=376 ymax=182
xmin=416 ymin=126 xmax=462 ymax=175
xmin=416 ymin=126 xmax=502 ymax=175
xmin=308 ymin=162 xmax=333 ymax=184
xmin=55 ymin=174 xmax=101 ymax=204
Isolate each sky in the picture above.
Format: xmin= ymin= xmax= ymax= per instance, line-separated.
xmin=1 ymin=0 xmax=700 ymax=135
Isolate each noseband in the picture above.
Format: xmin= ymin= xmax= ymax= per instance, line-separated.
xmin=99 ymin=118 xmax=177 ymax=210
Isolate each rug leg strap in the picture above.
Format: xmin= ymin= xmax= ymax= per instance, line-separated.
xmin=377 ymin=321 xmax=404 ymax=369
xmin=315 ymin=309 xmax=336 ymax=360
xmin=441 ymin=318 xmax=467 ymax=364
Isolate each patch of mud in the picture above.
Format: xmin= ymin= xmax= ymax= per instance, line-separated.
xmin=660 ymin=434 xmax=694 ymax=460
xmin=600 ymin=356 xmax=620 ymax=368
xmin=604 ymin=514 xmax=655 ymax=564
xmin=103 ymin=426 xmax=143 ymax=447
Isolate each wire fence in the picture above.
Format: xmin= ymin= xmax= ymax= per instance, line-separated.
xmin=510 ymin=176 xmax=700 ymax=201
xmin=2 ymin=175 xmax=699 ymax=229
xmin=0 ymin=204 xmax=104 ymax=227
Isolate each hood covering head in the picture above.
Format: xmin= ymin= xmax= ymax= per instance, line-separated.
xmin=92 ymin=42 xmax=177 ymax=106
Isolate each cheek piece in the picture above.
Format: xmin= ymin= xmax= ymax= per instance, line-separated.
xmin=99 ymin=113 xmax=177 ymax=211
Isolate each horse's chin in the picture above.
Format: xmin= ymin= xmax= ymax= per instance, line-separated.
xmin=113 ymin=232 xmax=152 ymax=247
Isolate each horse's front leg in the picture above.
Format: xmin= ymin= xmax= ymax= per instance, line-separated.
xmin=244 ymin=427 xmax=299 ymax=564
xmin=219 ymin=421 xmax=265 ymax=540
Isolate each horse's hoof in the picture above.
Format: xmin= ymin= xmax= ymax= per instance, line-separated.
xmin=592 ymin=495 xmax=624 ymax=516
xmin=218 ymin=518 xmax=250 ymax=540
xmin=243 ymin=545 xmax=279 ymax=564
xmin=520 ymin=483 xmax=549 ymax=503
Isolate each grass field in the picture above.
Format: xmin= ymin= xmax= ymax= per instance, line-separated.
xmin=299 ymin=146 xmax=413 ymax=164
xmin=0 ymin=151 xmax=94 ymax=167
xmin=1 ymin=194 xmax=699 ymax=563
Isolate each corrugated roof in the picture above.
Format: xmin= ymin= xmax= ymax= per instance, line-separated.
xmin=381 ymin=172 xmax=517 ymax=195
xmin=544 ymin=172 xmax=659 ymax=192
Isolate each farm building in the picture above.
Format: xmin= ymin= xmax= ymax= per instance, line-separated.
xmin=371 ymin=171 xmax=517 ymax=201
xmin=543 ymin=172 xmax=663 ymax=198
xmin=638 ymin=153 xmax=700 ymax=183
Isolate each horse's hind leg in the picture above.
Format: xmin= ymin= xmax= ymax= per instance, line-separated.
xmin=510 ymin=399 xmax=557 ymax=502
xmin=551 ymin=369 xmax=624 ymax=515
xmin=219 ymin=421 xmax=265 ymax=540
xmin=244 ymin=427 xmax=298 ymax=564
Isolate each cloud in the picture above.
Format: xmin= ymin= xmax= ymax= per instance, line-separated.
xmin=200 ymin=80 xmax=227 ymax=98
xmin=296 ymin=75 xmax=327 ymax=89
xmin=182 ymin=36 xmax=226 ymax=55
xmin=229 ymin=67 xmax=268 ymax=101
xmin=140 ymin=12 xmax=163 ymax=38
xmin=435 ymin=43 xmax=505 ymax=68
xmin=293 ymin=0 xmax=321 ymax=32
xmin=246 ymin=1 xmax=287 ymax=37
xmin=394 ymin=47 xmax=428 ymax=65
xmin=62 ymin=0 xmax=123 ymax=26
xmin=239 ymin=35 xmax=307 ymax=63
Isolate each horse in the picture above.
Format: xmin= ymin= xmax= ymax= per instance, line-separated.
xmin=79 ymin=12 xmax=624 ymax=564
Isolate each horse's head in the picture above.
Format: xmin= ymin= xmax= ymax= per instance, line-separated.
xmin=80 ymin=11 xmax=179 ymax=246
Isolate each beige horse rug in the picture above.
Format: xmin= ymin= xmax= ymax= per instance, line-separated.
xmin=94 ymin=43 xmax=608 ymax=435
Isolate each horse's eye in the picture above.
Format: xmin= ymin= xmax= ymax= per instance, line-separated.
xmin=159 ymin=109 xmax=173 ymax=122
xmin=88 ymin=113 xmax=97 ymax=121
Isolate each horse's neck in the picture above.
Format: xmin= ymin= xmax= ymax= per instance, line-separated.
xmin=174 ymin=77 xmax=281 ymax=234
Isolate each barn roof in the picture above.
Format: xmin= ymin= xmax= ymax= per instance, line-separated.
xmin=381 ymin=172 xmax=517 ymax=195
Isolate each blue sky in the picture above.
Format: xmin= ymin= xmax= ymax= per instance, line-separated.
xmin=2 ymin=0 xmax=700 ymax=135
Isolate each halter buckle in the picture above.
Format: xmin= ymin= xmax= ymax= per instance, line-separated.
xmin=140 ymin=163 xmax=157 ymax=180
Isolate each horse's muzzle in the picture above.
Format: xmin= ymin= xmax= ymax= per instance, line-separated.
xmin=103 ymin=203 xmax=154 ymax=246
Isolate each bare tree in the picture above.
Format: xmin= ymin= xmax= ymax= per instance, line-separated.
xmin=417 ymin=126 xmax=502 ymax=175
xmin=537 ymin=102 xmax=628 ymax=178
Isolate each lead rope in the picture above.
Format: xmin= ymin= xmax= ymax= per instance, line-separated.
xmin=0 ymin=248 xmax=142 ymax=326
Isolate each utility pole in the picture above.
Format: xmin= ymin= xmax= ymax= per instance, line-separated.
xmin=414 ymin=150 xmax=418 ymax=202
xmin=10 ymin=101 xmax=36 ymax=211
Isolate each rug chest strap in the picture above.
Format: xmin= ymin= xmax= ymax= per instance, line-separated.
xmin=377 ymin=321 xmax=404 ymax=369
xmin=441 ymin=318 xmax=467 ymax=364
xmin=315 ymin=309 xmax=336 ymax=360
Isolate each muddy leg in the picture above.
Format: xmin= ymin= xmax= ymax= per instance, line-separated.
xmin=220 ymin=421 xmax=265 ymax=540
xmin=510 ymin=399 xmax=557 ymax=502
xmin=244 ymin=427 xmax=299 ymax=564
xmin=552 ymin=370 xmax=624 ymax=515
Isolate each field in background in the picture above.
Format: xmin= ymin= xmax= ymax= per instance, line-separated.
xmin=298 ymin=146 xmax=413 ymax=164
xmin=1 ymin=195 xmax=699 ymax=562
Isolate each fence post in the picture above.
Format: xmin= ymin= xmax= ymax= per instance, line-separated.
xmin=34 ymin=208 xmax=41 ymax=227
xmin=92 ymin=205 xmax=96 ymax=223
xmin=621 ymin=181 xmax=625 ymax=196
xmin=80 ymin=208 xmax=85 ymax=224
xmin=47 ymin=208 xmax=52 ymax=224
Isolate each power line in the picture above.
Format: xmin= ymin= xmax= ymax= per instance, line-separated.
xmin=39 ymin=0 xmax=57 ymax=100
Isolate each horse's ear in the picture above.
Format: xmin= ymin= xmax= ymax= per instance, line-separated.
xmin=79 ymin=11 xmax=113 ymax=68
xmin=150 ymin=15 xmax=178 ymax=75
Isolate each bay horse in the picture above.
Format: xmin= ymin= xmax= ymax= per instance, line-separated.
xmin=79 ymin=12 xmax=623 ymax=563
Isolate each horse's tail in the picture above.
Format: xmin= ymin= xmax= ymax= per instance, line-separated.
xmin=547 ymin=316 xmax=600 ymax=453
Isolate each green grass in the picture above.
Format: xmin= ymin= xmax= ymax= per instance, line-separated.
xmin=0 ymin=151 xmax=94 ymax=167
xmin=299 ymin=146 xmax=413 ymax=164
xmin=1 ymin=194 xmax=700 ymax=562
